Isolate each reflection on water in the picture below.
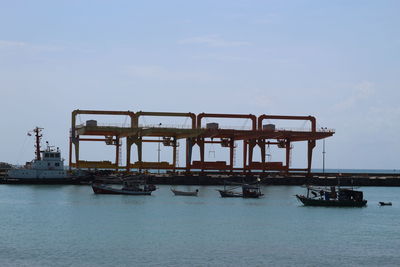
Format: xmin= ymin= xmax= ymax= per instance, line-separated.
xmin=0 ymin=185 xmax=399 ymax=266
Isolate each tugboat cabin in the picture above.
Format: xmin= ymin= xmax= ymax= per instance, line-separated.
xmin=33 ymin=146 xmax=65 ymax=170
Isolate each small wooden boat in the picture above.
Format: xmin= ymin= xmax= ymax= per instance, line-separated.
xmin=379 ymin=202 xmax=392 ymax=206
xmin=217 ymin=179 xmax=263 ymax=198
xmin=296 ymin=186 xmax=367 ymax=207
xmin=92 ymin=179 xmax=156 ymax=195
xmin=217 ymin=189 xmax=243 ymax=198
xmin=171 ymin=188 xmax=199 ymax=196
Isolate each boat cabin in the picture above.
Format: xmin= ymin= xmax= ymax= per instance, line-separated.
xmin=42 ymin=150 xmax=61 ymax=161
xmin=338 ymin=189 xmax=363 ymax=202
xmin=242 ymin=184 xmax=263 ymax=198
xmin=31 ymin=146 xmax=65 ymax=170
xmin=306 ymin=186 xmax=363 ymax=202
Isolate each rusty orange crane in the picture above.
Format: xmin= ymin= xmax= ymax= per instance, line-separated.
xmin=69 ymin=109 xmax=334 ymax=176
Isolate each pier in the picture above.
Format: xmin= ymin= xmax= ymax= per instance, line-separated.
xmin=124 ymin=172 xmax=400 ymax=187
xmin=2 ymin=110 xmax=398 ymax=186
xmin=64 ymin=109 xmax=400 ymax=186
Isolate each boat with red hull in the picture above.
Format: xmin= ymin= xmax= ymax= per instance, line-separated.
xmin=92 ymin=179 xmax=156 ymax=195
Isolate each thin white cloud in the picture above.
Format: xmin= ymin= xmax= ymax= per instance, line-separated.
xmin=356 ymin=81 xmax=375 ymax=96
xmin=0 ymin=40 xmax=27 ymax=47
xmin=367 ymin=106 xmax=400 ymax=132
xmin=178 ymin=35 xmax=251 ymax=47
xmin=190 ymin=53 xmax=251 ymax=62
xmin=0 ymin=40 xmax=64 ymax=52
xmin=125 ymin=65 xmax=215 ymax=81
xmin=333 ymin=81 xmax=375 ymax=110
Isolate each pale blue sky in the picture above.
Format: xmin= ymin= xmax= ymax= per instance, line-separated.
xmin=1 ymin=0 xmax=399 ymax=169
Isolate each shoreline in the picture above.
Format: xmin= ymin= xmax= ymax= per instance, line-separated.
xmin=146 ymin=173 xmax=400 ymax=186
xmin=2 ymin=172 xmax=400 ymax=186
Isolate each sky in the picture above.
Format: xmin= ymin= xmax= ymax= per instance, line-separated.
xmin=0 ymin=0 xmax=399 ymax=170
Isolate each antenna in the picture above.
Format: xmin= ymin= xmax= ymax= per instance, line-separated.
xmin=33 ymin=127 xmax=43 ymax=160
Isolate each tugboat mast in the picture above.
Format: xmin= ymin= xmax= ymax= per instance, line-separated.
xmin=33 ymin=127 xmax=43 ymax=160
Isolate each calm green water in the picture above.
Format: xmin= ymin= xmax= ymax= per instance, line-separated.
xmin=0 ymin=185 xmax=399 ymax=267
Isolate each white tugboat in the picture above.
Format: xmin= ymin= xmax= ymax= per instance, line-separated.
xmin=3 ymin=127 xmax=86 ymax=184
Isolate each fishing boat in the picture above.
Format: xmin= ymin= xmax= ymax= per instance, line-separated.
xmin=217 ymin=179 xmax=263 ymax=198
xmin=379 ymin=202 xmax=392 ymax=206
xmin=296 ymin=186 xmax=367 ymax=207
xmin=242 ymin=184 xmax=264 ymax=198
xmin=92 ymin=178 xmax=156 ymax=195
xmin=217 ymin=189 xmax=243 ymax=198
xmin=217 ymin=181 xmax=243 ymax=198
xmin=171 ymin=188 xmax=199 ymax=196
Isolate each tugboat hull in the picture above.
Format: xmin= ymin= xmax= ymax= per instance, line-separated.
xmin=296 ymin=195 xmax=367 ymax=207
xmin=0 ymin=177 xmax=91 ymax=185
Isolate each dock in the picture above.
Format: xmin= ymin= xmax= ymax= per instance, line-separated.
xmin=88 ymin=171 xmax=400 ymax=186
xmin=1 ymin=170 xmax=400 ymax=186
xmin=2 ymin=109 xmax=398 ymax=186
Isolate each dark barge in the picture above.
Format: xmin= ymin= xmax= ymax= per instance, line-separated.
xmin=1 ymin=171 xmax=400 ymax=186
xmin=142 ymin=172 xmax=400 ymax=186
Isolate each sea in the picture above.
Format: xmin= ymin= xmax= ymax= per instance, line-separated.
xmin=0 ymin=184 xmax=399 ymax=267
